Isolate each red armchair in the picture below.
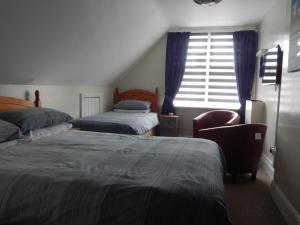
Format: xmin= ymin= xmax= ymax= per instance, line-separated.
xmin=194 ymin=124 xmax=267 ymax=182
xmin=193 ymin=110 xmax=240 ymax=137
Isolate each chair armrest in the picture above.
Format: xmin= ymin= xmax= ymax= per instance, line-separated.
xmin=193 ymin=113 xmax=211 ymax=137
xmin=194 ymin=125 xmax=244 ymax=146
xmin=193 ymin=113 xmax=207 ymax=122
xmin=226 ymin=114 xmax=240 ymax=126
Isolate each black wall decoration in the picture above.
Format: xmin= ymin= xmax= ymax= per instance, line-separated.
xmin=260 ymin=45 xmax=283 ymax=85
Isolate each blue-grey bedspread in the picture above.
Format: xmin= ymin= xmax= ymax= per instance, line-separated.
xmin=72 ymin=112 xmax=159 ymax=135
xmin=0 ymin=130 xmax=232 ymax=225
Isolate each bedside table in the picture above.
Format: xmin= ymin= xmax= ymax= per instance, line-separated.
xmin=159 ymin=115 xmax=179 ymax=137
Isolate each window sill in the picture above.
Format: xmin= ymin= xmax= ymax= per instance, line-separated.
xmin=174 ymin=104 xmax=240 ymax=111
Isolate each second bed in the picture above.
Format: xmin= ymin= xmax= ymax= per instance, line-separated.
xmin=72 ymin=88 xmax=159 ymax=136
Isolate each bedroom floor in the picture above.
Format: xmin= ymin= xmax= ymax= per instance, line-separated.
xmin=225 ymin=170 xmax=287 ymax=225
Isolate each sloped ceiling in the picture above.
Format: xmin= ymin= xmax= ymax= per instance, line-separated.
xmin=156 ymin=0 xmax=278 ymax=27
xmin=0 ymin=0 xmax=168 ymax=85
xmin=0 ymin=0 xmax=277 ymax=85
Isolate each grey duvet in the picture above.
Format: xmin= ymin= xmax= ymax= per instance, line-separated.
xmin=72 ymin=112 xmax=159 ymax=135
xmin=0 ymin=130 xmax=232 ymax=225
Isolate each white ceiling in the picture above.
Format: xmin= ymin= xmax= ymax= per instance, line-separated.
xmin=0 ymin=0 xmax=277 ymax=85
xmin=156 ymin=0 xmax=278 ymax=27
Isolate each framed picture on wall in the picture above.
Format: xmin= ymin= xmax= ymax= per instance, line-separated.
xmin=288 ymin=0 xmax=300 ymax=72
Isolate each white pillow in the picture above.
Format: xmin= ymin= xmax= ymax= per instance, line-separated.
xmin=28 ymin=123 xmax=73 ymax=140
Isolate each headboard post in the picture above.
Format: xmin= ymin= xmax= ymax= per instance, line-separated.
xmin=34 ymin=90 xmax=40 ymax=107
xmin=114 ymin=88 xmax=119 ymax=104
xmin=0 ymin=91 xmax=39 ymax=112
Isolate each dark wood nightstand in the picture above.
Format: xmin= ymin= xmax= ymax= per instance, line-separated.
xmin=159 ymin=115 xmax=179 ymax=137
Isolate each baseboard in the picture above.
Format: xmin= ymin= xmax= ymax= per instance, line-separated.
xmin=260 ymin=154 xmax=274 ymax=178
xmin=271 ymin=181 xmax=300 ymax=225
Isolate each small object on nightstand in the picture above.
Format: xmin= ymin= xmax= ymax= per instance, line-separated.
xmin=159 ymin=115 xmax=179 ymax=137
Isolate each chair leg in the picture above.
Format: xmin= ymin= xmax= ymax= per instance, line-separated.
xmin=251 ymin=172 xmax=257 ymax=181
xmin=231 ymin=173 xmax=237 ymax=184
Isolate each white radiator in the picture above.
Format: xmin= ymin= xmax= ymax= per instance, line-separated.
xmin=245 ymin=100 xmax=265 ymax=124
xmin=80 ymin=94 xmax=102 ymax=118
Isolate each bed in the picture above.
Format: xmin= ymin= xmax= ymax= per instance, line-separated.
xmin=0 ymin=93 xmax=233 ymax=225
xmin=72 ymin=88 xmax=159 ymax=136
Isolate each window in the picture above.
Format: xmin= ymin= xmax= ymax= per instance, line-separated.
xmin=174 ymin=32 xmax=240 ymax=109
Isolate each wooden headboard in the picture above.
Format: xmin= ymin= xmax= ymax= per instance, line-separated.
xmin=0 ymin=90 xmax=41 ymax=112
xmin=113 ymin=88 xmax=159 ymax=112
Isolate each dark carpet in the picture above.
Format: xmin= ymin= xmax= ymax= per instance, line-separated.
xmin=224 ymin=170 xmax=287 ymax=225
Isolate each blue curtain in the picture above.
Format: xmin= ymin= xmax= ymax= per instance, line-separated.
xmin=233 ymin=30 xmax=258 ymax=123
xmin=161 ymin=32 xmax=190 ymax=115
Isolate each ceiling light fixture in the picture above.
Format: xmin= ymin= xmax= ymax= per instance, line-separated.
xmin=193 ymin=0 xmax=223 ymax=6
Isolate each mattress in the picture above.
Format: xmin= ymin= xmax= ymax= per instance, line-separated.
xmin=0 ymin=130 xmax=232 ymax=225
xmin=72 ymin=111 xmax=159 ymax=135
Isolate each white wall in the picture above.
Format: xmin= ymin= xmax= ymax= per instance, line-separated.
xmin=0 ymin=85 xmax=113 ymax=118
xmin=255 ymin=0 xmax=288 ymax=161
xmin=257 ymin=0 xmax=300 ymax=223
xmin=115 ymin=36 xmax=166 ymax=105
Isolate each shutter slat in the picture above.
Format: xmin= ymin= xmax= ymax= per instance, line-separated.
xmin=209 ymin=85 xmax=237 ymax=89
xmin=208 ymin=88 xmax=238 ymax=93
xmin=186 ymin=59 xmax=207 ymax=63
xmin=183 ymin=79 xmax=206 ymax=83
xmin=208 ymin=96 xmax=239 ymax=100
xmin=209 ymin=78 xmax=236 ymax=83
xmin=185 ymin=66 xmax=206 ymax=69
xmin=178 ymin=91 xmax=206 ymax=95
xmin=181 ymin=85 xmax=206 ymax=89
xmin=263 ymin=73 xmax=277 ymax=76
xmin=210 ymin=59 xmax=234 ymax=62
xmin=176 ymin=97 xmax=205 ymax=101
xmin=264 ymin=66 xmax=277 ymax=69
xmin=264 ymin=59 xmax=277 ymax=63
xmin=184 ymin=72 xmax=207 ymax=75
xmin=211 ymin=52 xmax=234 ymax=56
xmin=210 ymin=66 xmax=235 ymax=69
xmin=209 ymin=72 xmax=236 ymax=76
xmin=188 ymin=53 xmax=207 ymax=56
xmin=208 ymin=92 xmax=237 ymax=96
xmin=211 ymin=45 xmax=233 ymax=49
xmin=176 ymin=94 xmax=206 ymax=98
xmin=183 ymin=75 xmax=206 ymax=79
xmin=189 ymin=40 xmax=208 ymax=43
xmin=179 ymin=87 xmax=206 ymax=92
xmin=208 ymin=82 xmax=237 ymax=86
xmin=188 ymin=46 xmax=208 ymax=50
xmin=211 ymin=32 xmax=233 ymax=35
xmin=208 ymin=99 xmax=240 ymax=103
xmin=210 ymin=38 xmax=233 ymax=42
xmin=185 ymin=69 xmax=207 ymax=73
